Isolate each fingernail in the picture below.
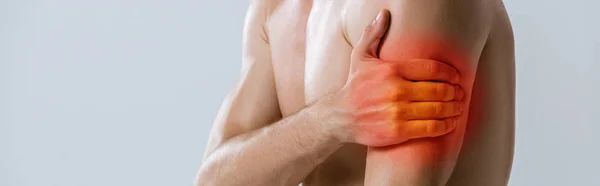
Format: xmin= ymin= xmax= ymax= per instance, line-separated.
xmin=372 ymin=11 xmax=383 ymax=25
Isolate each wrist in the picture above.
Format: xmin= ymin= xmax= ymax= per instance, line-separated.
xmin=312 ymin=92 xmax=355 ymax=144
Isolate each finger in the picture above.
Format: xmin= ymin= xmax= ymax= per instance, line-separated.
xmin=401 ymin=118 xmax=458 ymax=139
xmin=395 ymin=102 xmax=463 ymax=120
xmin=395 ymin=59 xmax=461 ymax=84
xmin=405 ymin=81 xmax=464 ymax=101
xmin=351 ymin=10 xmax=390 ymax=63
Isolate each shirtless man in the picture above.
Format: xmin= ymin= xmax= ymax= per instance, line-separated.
xmin=196 ymin=0 xmax=515 ymax=185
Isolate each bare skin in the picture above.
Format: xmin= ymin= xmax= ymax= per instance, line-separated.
xmin=196 ymin=0 xmax=515 ymax=185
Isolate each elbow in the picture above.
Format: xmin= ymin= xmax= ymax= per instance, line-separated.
xmin=194 ymin=178 xmax=210 ymax=186
xmin=194 ymin=178 xmax=215 ymax=186
xmin=194 ymin=165 xmax=213 ymax=186
xmin=194 ymin=158 xmax=221 ymax=186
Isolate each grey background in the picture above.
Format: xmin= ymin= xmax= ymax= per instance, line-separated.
xmin=0 ymin=0 xmax=598 ymax=186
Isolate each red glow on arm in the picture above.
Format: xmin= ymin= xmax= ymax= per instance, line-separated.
xmin=372 ymin=34 xmax=483 ymax=166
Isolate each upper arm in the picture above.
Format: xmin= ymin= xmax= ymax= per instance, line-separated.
xmin=343 ymin=0 xmax=495 ymax=184
xmin=203 ymin=0 xmax=281 ymax=157
xmin=345 ymin=0 xmax=493 ymax=83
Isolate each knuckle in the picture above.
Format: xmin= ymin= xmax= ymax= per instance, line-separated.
xmin=363 ymin=25 xmax=374 ymax=35
xmin=389 ymin=120 xmax=402 ymax=134
xmin=385 ymin=105 xmax=397 ymax=120
xmin=390 ymin=81 xmax=407 ymax=99
xmin=390 ymin=104 xmax=402 ymax=117
xmin=380 ymin=64 xmax=397 ymax=76
xmin=435 ymin=83 xmax=449 ymax=96
xmin=395 ymin=87 xmax=407 ymax=100
xmin=432 ymin=103 xmax=444 ymax=116
xmin=398 ymin=105 xmax=414 ymax=119
xmin=391 ymin=63 xmax=405 ymax=73
xmin=426 ymin=121 xmax=438 ymax=133
xmin=393 ymin=121 xmax=407 ymax=136
xmin=426 ymin=120 xmax=446 ymax=134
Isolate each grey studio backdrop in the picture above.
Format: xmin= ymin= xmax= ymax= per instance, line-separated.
xmin=1 ymin=0 xmax=599 ymax=186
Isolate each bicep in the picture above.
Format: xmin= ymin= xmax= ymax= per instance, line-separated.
xmin=344 ymin=0 xmax=494 ymax=184
xmin=204 ymin=0 xmax=281 ymax=157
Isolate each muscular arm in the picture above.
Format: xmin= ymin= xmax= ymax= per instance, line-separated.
xmin=195 ymin=1 xmax=347 ymax=185
xmin=344 ymin=0 xmax=493 ymax=185
xmin=198 ymin=94 xmax=346 ymax=186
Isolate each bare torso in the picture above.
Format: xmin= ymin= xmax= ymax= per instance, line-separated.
xmin=264 ymin=0 xmax=514 ymax=185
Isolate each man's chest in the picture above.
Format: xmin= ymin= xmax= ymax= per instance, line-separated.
xmin=267 ymin=0 xmax=354 ymax=115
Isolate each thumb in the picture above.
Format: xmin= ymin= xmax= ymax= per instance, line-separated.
xmin=351 ymin=10 xmax=391 ymax=62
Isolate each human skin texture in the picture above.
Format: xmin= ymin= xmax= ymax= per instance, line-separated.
xmin=194 ymin=2 xmax=459 ymax=185
xmin=344 ymin=1 xmax=494 ymax=185
xmin=365 ymin=34 xmax=478 ymax=185
xmin=199 ymin=0 xmax=515 ymax=185
xmin=341 ymin=12 xmax=466 ymax=147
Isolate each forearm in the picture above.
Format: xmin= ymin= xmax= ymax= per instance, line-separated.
xmin=196 ymin=94 xmax=347 ymax=186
